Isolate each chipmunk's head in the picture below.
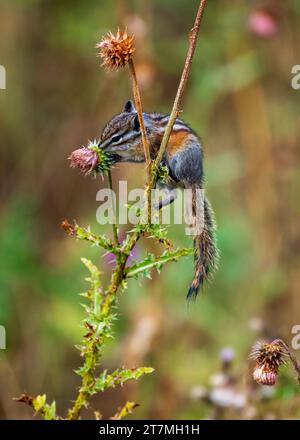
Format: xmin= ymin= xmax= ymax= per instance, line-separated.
xmin=99 ymin=100 xmax=145 ymax=162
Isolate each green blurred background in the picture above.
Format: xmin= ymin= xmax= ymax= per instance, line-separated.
xmin=0 ymin=0 xmax=300 ymax=420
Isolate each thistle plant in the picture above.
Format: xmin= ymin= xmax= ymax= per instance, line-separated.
xmin=250 ymin=339 xmax=300 ymax=387
xmin=15 ymin=1 xmax=208 ymax=420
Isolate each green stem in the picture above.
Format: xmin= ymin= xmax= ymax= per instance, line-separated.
xmin=67 ymin=360 xmax=97 ymax=420
xmin=101 ymin=230 xmax=140 ymax=315
xmin=125 ymin=248 xmax=193 ymax=278
xmin=108 ymin=170 xmax=119 ymax=245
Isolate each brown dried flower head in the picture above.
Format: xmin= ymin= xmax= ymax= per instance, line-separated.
xmin=250 ymin=339 xmax=288 ymax=386
xmin=13 ymin=393 xmax=34 ymax=406
xmin=96 ymin=29 xmax=135 ymax=70
xmin=69 ymin=147 xmax=99 ymax=176
xmin=253 ymin=365 xmax=277 ymax=386
xmin=61 ymin=220 xmax=76 ymax=236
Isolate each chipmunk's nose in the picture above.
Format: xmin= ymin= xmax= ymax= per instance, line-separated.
xmin=98 ymin=138 xmax=110 ymax=150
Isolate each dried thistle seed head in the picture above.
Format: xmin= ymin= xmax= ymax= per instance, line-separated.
xmin=96 ymin=29 xmax=135 ymax=70
xmin=250 ymin=339 xmax=289 ymax=386
xmin=250 ymin=339 xmax=288 ymax=370
xmin=61 ymin=220 xmax=76 ymax=236
xmin=13 ymin=393 xmax=34 ymax=406
xmin=69 ymin=147 xmax=99 ymax=176
xmin=253 ymin=365 xmax=277 ymax=386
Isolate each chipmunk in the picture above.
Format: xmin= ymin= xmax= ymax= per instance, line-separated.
xmin=99 ymin=100 xmax=218 ymax=299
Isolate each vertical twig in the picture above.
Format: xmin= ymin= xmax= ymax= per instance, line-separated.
xmin=108 ymin=170 xmax=119 ymax=244
xmin=152 ymin=0 xmax=207 ymax=180
xmin=128 ymin=59 xmax=152 ymax=223
xmin=128 ymin=59 xmax=151 ymax=172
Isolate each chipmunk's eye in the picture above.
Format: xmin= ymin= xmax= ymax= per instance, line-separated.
xmin=111 ymin=135 xmax=122 ymax=143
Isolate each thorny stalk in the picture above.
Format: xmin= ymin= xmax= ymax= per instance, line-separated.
xmin=108 ymin=170 xmax=119 ymax=244
xmin=15 ymin=1 xmax=208 ymax=421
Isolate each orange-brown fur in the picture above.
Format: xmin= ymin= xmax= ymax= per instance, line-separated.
xmin=167 ymin=130 xmax=190 ymax=157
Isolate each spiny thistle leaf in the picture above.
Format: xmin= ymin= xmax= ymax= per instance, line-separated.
xmin=81 ymin=258 xmax=102 ymax=290
xmin=110 ymin=401 xmax=139 ymax=420
xmin=62 ymin=220 xmax=116 ymax=252
xmin=125 ymin=248 xmax=193 ymax=279
xmin=88 ymin=140 xmax=114 ymax=176
xmin=33 ymin=394 xmax=46 ymax=412
xmin=32 ymin=395 xmax=57 ymax=420
xmin=94 ymin=367 xmax=154 ymax=393
xmin=156 ymin=164 xmax=171 ymax=184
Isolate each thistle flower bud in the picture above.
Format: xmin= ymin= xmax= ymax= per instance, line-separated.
xmin=69 ymin=141 xmax=113 ymax=177
xmin=69 ymin=147 xmax=99 ymax=176
xmin=96 ymin=29 xmax=135 ymax=70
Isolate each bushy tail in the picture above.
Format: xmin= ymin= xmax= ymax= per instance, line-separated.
xmin=187 ymin=196 xmax=218 ymax=300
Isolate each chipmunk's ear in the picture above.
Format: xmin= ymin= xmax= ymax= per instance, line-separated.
xmin=133 ymin=114 xmax=140 ymax=132
xmin=124 ymin=100 xmax=135 ymax=113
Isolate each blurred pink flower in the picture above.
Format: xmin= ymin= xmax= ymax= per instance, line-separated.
xmin=220 ymin=347 xmax=235 ymax=364
xmin=248 ymin=10 xmax=278 ymax=38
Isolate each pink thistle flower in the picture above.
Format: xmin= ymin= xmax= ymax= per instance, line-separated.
xmin=69 ymin=147 xmax=99 ymax=176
